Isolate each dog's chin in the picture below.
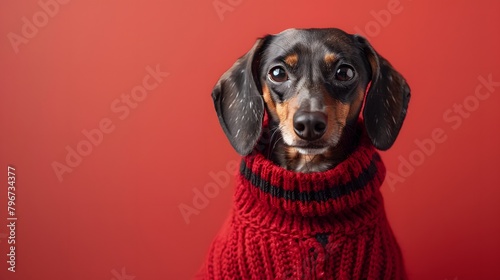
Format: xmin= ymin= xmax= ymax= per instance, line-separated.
xmin=295 ymin=147 xmax=329 ymax=155
xmin=285 ymin=138 xmax=340 ymax=156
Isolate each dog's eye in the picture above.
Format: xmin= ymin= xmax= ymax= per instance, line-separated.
xmin=335 ymin=65 xmax=355 ymax=81
xmin=269 ymin=66 xmax=288 ymax=83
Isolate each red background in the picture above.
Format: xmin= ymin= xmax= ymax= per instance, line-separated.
xmin=1 ymin=0 xmax=499 ymax=279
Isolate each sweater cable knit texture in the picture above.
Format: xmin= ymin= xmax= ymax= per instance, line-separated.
xmin=196 ymin=128 xmax=406 ymax=279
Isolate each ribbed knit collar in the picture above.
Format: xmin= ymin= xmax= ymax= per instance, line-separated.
xmin=233 ymin=127 xmax=387 ymax=235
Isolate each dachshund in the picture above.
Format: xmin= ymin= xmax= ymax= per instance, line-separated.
xmin=201 ymin=28 xmax=411 ymax=279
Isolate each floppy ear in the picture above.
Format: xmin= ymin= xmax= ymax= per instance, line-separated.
xmin=212 ymin=37 xmax=269 ymax=155
xmin=355 ymin=35 xmax=411 ymax=150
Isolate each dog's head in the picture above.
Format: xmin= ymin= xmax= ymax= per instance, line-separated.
xmin=212 ymin=28 xmax=410 ymax=157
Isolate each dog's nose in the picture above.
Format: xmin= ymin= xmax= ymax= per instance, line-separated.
xmin=293 ymin=111 xmax=327 ymax=141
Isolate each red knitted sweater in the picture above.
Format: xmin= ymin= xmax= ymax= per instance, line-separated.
xmin=196 ymin=130 xmax=406 ymax=279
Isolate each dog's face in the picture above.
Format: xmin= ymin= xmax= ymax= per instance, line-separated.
xmin=259 ymin=29 xmax=371 ymax=155
xmin=212 ymin=28 xmax=410 ymax=171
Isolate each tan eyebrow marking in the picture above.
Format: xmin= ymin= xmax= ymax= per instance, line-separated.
xmin=284 ymin=53 xmax=299 ymax=67
xmin=324 ymin=53 xmax=336 ymax=65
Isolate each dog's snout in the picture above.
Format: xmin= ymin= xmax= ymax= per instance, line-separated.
xmin=293 ymin=111 xmax=327 ymax=141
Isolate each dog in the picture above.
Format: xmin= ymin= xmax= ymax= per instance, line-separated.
xmin=197 ymin=28 xmax=410 ymax=279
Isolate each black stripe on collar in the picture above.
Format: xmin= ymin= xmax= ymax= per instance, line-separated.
xmin=239 ymin=153 xmax=381 ymax=203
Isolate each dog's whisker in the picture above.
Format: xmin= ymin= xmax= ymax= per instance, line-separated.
xmin=268 ymin=135 xmax=283 ymax=159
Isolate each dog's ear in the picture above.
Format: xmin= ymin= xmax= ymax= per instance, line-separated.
xmin=355 ymin=35 xmax=411 ymax=150
xmin=212 ymin=37 xmax=270 ymax=155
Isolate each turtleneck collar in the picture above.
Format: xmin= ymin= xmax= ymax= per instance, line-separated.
xmin=233 ymin=125 xmax=387 ymax=235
